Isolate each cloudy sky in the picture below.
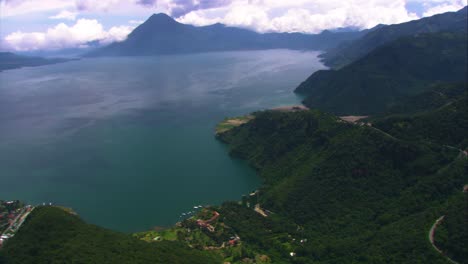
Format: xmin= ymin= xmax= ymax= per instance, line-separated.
xmin=0 ymin=0 xmax=466 ymax=51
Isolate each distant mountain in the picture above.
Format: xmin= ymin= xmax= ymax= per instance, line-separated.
xmin=322 ymin=6 xmax=468 ymax=68
xmin=295 ymin=32 xmax=467 ymax=115
xmin=0 ymin=52 xmax=73 ymax=72
xmin=87 ymin=13 xmax=367 ymax=57
xmin=17 ymin=41 xmax=101 ymax=58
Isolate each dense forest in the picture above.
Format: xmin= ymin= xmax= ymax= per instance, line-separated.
xmin=216 ymin=109 xmax=467 ymax=263
xmin=295 ymin=32 xmax=467 ymax=115
xmin=434 ymin=190 xmax=468 ymax=262
xmin=373 ymin=93 xmax=468 ymax=148
xmin=0 ymin=207 xmax=220 ymax=264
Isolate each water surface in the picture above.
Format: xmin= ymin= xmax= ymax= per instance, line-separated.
xmin=0 ymin=50 xmax=326 ymax=232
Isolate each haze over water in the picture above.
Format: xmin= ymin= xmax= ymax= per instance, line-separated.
xmin=0 ymin=50 xmax=326 ymax=232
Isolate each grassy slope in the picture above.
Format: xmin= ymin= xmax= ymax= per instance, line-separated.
xmin=0 ymin=207 xmax=220 ymax=264
xmin=295 ymin=33 xmax=467 ymax=115
xmin=217 ymin=110 xmax=467 ymax=263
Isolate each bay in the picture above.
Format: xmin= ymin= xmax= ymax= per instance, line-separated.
xmin=0 ymin=49 xmax=326 ymax=232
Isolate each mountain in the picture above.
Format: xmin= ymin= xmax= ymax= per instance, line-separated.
xmin=87 ymin=13 xmax=367 ymax=57
xmin=0 ymin=52 xmax=73 ymax=72
xmin=295 ymin=32 xmax=467 ymax=115
xmin=322 ymin=6 xmax=468 ymax=68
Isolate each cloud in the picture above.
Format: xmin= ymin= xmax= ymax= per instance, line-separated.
xmin=0 ymin=0 xmax=74 ymax=17
xmin=136 ymin=0 xmax=157 ymax=7
xmin=75 ymin=0 xmax=128 ymax=11
xmin=3 ymin=19 xmax=134 ymax=51
xmin=178 ymin=0 xmax=420 ymax=33
xmin=129 ymin=19 xmax=145 ymax=24
xmin=170 ymin=0 xmax=232 ymax=17
xmin=421 ymin=0 xmax=466 ymax=16
xmin=49 ymin=10 xmax=78 ymax=20
xmin=2 ymin=0 xmax=465 ymax=51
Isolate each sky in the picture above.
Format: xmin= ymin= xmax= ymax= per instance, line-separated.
xmin=0 ymin=0 xmax=466 ymax=52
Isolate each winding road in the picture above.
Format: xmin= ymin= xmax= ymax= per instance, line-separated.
xmin=428 ymin=215 xmax=459 ymax=264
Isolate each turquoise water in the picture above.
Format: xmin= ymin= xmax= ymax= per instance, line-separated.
xmin=0 ymin=50 xmax=325 ymax=232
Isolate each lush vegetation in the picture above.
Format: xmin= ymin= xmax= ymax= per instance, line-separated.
xmin=434 ymin=190 xmax=468 ymax=262
xmin=216 ymin=109 xmax=467 ymax=263
xmin=373 ymin=92 xmax=468 ymax=148
xmin=295 ymin=32 xmax=467 ymax=115
xmin=0 ymin=207 xmax=220 ymax=264
xmin=321 ymin=6 xmax=467 ymax=68
xmin=383 ymin=82 xmax=466 ymax=115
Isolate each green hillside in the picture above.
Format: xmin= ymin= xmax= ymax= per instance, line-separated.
xmin=434 ymin=190 xmax=468 ymax=263
xmin=0 ymin=207 xmax=220 ymax=264
xmin=216 ymin=109 xmax=467 ymax=263
xmin=295 ymin=33 xmax=467 ymax=115
xmin=384 ymin=82 xmax=466 ymax=115
xmin=373 ymin=93 xmax=468 ymax=148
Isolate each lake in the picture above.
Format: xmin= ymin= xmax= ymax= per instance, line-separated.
xmin=0 ymin=49 xmax=326 ymax=232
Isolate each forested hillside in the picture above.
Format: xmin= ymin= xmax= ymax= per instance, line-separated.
xmin=373 ymin=93 xmax=468 ymax=148
xmin=434 ymin=190 xmax=468 ymax=263
xmin=321 ymin=6 xmax=467 ymax=68
xmin=295 ymin=33 xmax=467 ymax=115
xmin=216 ymin=109 xmax=467 ymax=263
xmin=0 ymin=207 xmax=220 ymax=264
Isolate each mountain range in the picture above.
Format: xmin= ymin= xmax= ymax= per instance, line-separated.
xmin=321 ymin=6 xmax=468 ymax=68
xmin=87 ymin=13 xmax=368 ymax=57
xmin=0 ymin=52 xmax=73 ymax=72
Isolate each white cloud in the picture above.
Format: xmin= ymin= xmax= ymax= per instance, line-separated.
xmin=178 ymin=0 xmax=420 ymax=33
xmin=102 ymin=25 xmax=135 ymax=44
xmin=49 ymin=10 xmax=78 ymax=20
xmin=4 ymin=19 xmax=134 ymax=51
xmin=1 ymin=0 xmax=465 ymax=51
xmin=422 ymin=0 xmax=466 ymax=16
xmin=0 ymin=0 xmax=74 ymax=17
xmin=129 ymin=19 xmax=145 ymax=24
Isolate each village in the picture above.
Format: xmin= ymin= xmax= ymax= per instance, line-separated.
xmin=0 ymin=200 xmax=34 ymax=248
